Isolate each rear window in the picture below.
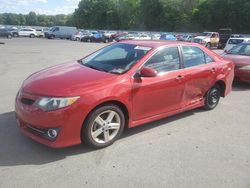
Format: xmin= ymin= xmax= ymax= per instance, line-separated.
xmin=228 ymin=39 xmax=244 ymax=45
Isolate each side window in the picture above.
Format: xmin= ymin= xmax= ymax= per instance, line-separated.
xmin=143 ymin=47 xmax=180 ymax=73
xmin=204 ymin=53 xmax=214 ymax=63
xmin=54 ymin=27 xmax=59 ymax=31
xmin=182 ymin=46 xmax=206 ymax=68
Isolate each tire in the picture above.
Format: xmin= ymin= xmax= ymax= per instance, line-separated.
xmin=104 ymin=38 xmax=109 ymax=43
xmin=76 ymin=37 xmax=80 ymax=41
xmin=50 ymin=35 xmax=55 ymax=39
xmin=87 ymin=38 xmax=91 ymax=42
xmin=30 ymin=34 xmax=35 ymax=38
xmin=7 ymin=34 xmax=12 ymax=39
xmin=82 ymin=104 xmax=125 ymax=149
xmin=13 ymin=33 xmax=18 ymax=37
xmin=206 ymin=42 xmax=211 ymax=49
xmin=204 ymin=85 xmax=221 ymax=110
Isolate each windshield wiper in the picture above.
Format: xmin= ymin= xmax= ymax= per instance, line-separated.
xmin=82 ymin=63 xmax=109 ymax=73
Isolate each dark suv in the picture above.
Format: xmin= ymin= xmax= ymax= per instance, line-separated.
xmin=0 ymin=28 xmax=13 ymax=39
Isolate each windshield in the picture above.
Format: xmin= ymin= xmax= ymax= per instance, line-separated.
xmin=228 ymin=39 xmax=244 ymax=45
xmin=79 ymin=43 xmax=152 ymax=74
xmin=228 ymin=44 xmax=250 ymax=56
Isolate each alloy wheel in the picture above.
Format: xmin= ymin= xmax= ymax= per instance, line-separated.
xmin=90 ymin=110 xmax=121 ymax=144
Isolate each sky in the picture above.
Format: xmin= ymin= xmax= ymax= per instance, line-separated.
xmin=0 ymin=0 xmax=81 ymax=15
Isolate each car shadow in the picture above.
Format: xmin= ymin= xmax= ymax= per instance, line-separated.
xmin=232 ymin=81 xmax=250 ymax=91
xmin=0 ymin=108 xmax=204 ymax=167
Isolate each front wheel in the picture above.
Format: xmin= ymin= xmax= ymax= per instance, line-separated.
xmin=204 ymin=85 xmax=221 ymax=110
xmin=206 ymin=42 xmax=211 ymax=49
xmin=30 ymin=34 xmax=35 ymax=38
xmin=7 ymin=34 xmax=12 ymax=39
xmin=82 ymin=105 xmax=125 ymax=149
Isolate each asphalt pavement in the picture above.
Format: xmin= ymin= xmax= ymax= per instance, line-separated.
xmin=0 ymin=38 xmax=250 ymax=188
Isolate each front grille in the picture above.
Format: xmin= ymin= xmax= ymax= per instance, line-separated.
xmin=21 ymin=98 xmax=35 ymax=105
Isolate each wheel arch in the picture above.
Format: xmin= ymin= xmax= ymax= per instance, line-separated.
xmin=216 ymin=80 xmax=226 ymax=97
xmin=80 ymin=100 xmax=130 ymax=142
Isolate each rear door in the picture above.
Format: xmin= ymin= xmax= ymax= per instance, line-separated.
xmin=132 ymin=46 xmax=185 ymax=121
xmin=181 ymin=46 xmax=217 ymax=106
xmin=18 ymin=29 xmax=25 ymax=36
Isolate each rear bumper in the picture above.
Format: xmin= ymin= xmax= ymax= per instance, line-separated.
xmin=235 ymin=69 xmax=250 ymax=83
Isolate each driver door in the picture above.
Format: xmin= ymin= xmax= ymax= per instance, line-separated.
xmin=132 ymin=46 xmax=185 ymax=121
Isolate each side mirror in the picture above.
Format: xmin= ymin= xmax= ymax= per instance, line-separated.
xmin=139 ymin=67 xmax=157 ymax=77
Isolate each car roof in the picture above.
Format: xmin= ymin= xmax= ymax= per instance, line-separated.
xmin=120 ymin=40 xmax=199 ymax=48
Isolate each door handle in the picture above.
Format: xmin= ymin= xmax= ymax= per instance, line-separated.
xmin=211 ymin=68 xmax=216 ymax=73
xmin=176 ymin=75 xmax=184 ymax=81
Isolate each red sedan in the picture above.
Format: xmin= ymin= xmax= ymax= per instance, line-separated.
xmin=222 ymin=43 xmax=250 ymax=83
xmin=15 ymin=41 xmax=234 ymax=149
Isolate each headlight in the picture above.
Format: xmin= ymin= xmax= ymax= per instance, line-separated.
xmin=34 ymin=96 xmax=80 ymax=111
xmin=239 ymin=65 xmax=250 ymax=71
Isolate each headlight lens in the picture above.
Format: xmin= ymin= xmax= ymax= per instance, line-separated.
xmin=239 ymin=65 xmax=250 ymax=71
xmin=34 ymin=96 xmax=80 ymax=111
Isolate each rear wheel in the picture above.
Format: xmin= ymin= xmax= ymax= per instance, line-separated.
xmin=204 ymin=85 xmax=221 ymax=110
xmin=7 ymin=34 xmax=12 ymax=39
xmin=82 ymin=105 xmax=125 ymax=149
xmin=30 ymin=34 xmax=35 ymax=38
xmin=87 ymin=38 xmax=91 ymax=42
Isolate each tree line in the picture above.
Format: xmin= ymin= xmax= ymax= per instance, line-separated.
xmin=1 ymin=0 xmax=250 ymax=33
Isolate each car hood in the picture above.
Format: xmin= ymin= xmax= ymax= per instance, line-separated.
xmin=22 ymin=61 xmax=118 ymax=96
xmin=222 ymin=54 xmax=250 ymax=66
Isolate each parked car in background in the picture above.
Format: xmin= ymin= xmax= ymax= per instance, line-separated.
xmin=224 ymin=37 xmax=250 ymax=52
xmin=35 ymin=28 xmax=45 ymax=38
xmin=151 ymin=33 xmax=161 ymax=40
xmin=46 ymin=26 xmax=77 ymax=39
xmin=115 ymin=33 xmax=136 ymax=42
xmin=7 ymin=28 xmax=19 ymax=37
xmin=81 ymin=31 xmax=112 ymax=43
xmin=15 ymin=41 xmax=234 ymax=149
xmin=180 ymin=35 xmax=194 ymax=42
xmin=18 ymin=28 xmax=37 ymax=38
xmin=71 ymin=30 xmax=88 ymax=41
xmin=222 ymin=43 xmax=250 ymax=83
xmin=218 ymin=28 xmax=232 ymax=49
xmin=0 ymin=28 xmax=13 ymax=39
xmin=160 ymin=33 xmax=176 ymax=40
xmin=193 ymin=32 xmax=220 ymax=48
xmin=134 ymin=34 xmax=151 ymax=40
xmin=103 ymin=31 xmax=117 ymax=39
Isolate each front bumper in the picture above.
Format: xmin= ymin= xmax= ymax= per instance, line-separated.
xmin=15 ymin=90 xmax=84 ymax=148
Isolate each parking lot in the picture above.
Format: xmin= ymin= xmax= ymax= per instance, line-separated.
xmin=0 ymin=38 xmax=250 ymax=188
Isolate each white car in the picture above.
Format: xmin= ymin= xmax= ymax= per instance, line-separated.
xmin=35 ymin=28 xmax=45 ymax=38
xmin=151 ymin=33 xmax=161 ymax=40
xmin=18 ymin=28 xmax=38 ymax=38
xmin=134 ymin=34 xmax=151 ymax=40
xmin=224 ymin=37 xmax=250 ymax=52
